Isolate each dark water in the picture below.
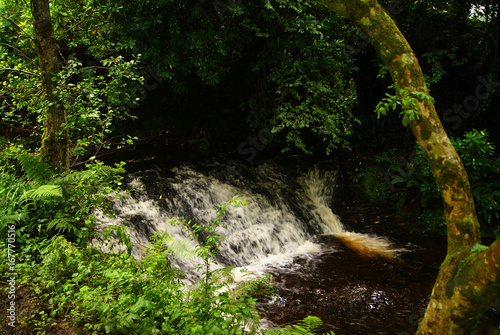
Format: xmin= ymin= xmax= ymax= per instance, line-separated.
xmin=257 ymin=234 xmax=443 ymax=334
xmin=256 ymin=218 xmax=500 ymax=335
xmin=99 ymin=153 xmax=500 ymax=334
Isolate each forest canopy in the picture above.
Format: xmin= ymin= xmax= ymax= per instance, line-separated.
xmin=1 ymin=0 xmax=363 ymax=159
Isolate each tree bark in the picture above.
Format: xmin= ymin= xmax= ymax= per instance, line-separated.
xmin=315 ymin=0 xmax=500 ymax=333
xmin=31 ymin=0 xmax=69 ymax=172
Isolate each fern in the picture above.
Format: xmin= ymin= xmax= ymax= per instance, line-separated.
xmin=1 ymin=172 xmax=30 ymax=225
xmin=145 ymin=230 xmax=198 ymax=260
xmin=211 ymin=266 xmax=237 ymax=285
xmin=290 ymin=316 xmax=323 ymax=334
xmin=17 ymin=153 xmax=54 ymax=184
xmin=264 ymin=316 xmax=335 ymax=335
xmin=0 ymin=212 xmax=28 ymax=225
xmin=0 ymin=172 xmax=30 ymax=199
xmin=470 ymin=244 xmax=488 ymax=254
xmin=20 ymin=184 xmax=63 ymax=203
xmin=47 ymin=218 xmax=79 ymax=234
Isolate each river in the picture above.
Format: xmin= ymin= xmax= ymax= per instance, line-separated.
xmin=96 ymin=154 xmax=500 ymax=334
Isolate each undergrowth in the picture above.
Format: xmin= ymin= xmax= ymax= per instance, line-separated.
xmin=376 ymin=129 xmax=500 ymax=237
xmin=263 ymin=316 xmax=335 ymax=334
xmin=0 ymin=148 xmax=333 ymax=334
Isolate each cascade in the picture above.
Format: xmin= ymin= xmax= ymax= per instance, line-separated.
xmin=95 ymin=157 xmax=398 ymax=281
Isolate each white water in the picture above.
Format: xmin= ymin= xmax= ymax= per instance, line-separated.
xmin=95 ymin=159 xmax=398 ymax=282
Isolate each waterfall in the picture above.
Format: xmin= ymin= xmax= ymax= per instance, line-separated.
xmin=95 ymin=157 xmax=398 ymax=282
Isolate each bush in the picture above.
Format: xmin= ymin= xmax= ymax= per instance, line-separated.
xmin=20 ymin=233 xmax=260 ymax=335
xmin=347 ymin=165 xmax=394 ymax=203
xmin=380 ymin=129 xmax=500 ymax=236
xmin=2 ymin=183 xmax=270 ymax=334
xmin=0 ymin=152 xmax=125 ymax=249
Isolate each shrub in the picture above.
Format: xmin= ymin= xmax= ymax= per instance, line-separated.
xmin=380 ymin=129 xmax=500 ymax=236
xmin=0 ymin=153 xmax=125 ymax=249
xmin=5 ymin=193 xmax=270 ymax=334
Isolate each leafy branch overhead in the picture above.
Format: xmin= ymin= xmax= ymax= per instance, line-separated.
xmin=375 ymin=87 xmax=435 ymax=127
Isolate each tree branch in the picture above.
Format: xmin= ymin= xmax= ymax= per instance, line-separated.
xmin=79 ymin=66 xmax=111 ymax=71
xmin=0 ymin=121 xmax=41 ymax=135
xmin=0 ymin=43 xmax=39 ymax=68
xmin=0 ymin=68 xmax=40 ymax=77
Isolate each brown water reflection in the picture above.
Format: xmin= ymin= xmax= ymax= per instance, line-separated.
xmin=257 ymin=234 xmax=499 ymax=335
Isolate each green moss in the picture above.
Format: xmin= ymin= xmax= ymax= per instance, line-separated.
xmin=359 ymin=16 xmax=371 ymax=28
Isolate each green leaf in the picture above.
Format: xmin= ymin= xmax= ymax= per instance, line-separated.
xmin=470 ymin=244 xmax=488 ymax=254
xmin=21 ymin=184 xmax=63 ymax=202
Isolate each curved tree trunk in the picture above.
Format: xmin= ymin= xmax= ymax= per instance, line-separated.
xmin=31 ymin=0 xmax=70 ymax=172
xmin=315 ymin=0 xmax=500 ymax=334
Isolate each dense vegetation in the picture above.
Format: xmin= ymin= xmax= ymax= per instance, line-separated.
xmin=1 ymin=0 xmax=499 ymax=333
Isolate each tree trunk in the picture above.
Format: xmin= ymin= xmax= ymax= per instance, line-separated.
xmin=315 ymin=0 xmax=500 ymax=333
xmin=31 ymin=0 xmax=69 ymax=172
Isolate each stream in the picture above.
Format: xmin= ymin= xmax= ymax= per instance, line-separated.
xmin=96 ymin=154 xmax=500 ymax=334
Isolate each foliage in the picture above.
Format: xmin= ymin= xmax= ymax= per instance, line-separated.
xmin=0 ymin=151 xmax=126 ymax=248
xmin=232 ymin=271 xmax=276 ymax=300
xmin=416 ymin=210 xmax=447 ymax=234
xmin=2 ymin=0 xmax=358 ymax=156
xmin=7 ymin=196 xmax=270 ymax=335
xmin=91 ymin=0 xmax=358 ymax=153
xmin=55 ymin=55 xmax=142 ymax=160
xmin=17 ymin=153 xmax=54 ymax=183
xmin=375 ymin=86 xmax=435 ymax=127
xmin=170 ymin=196 xmax=254 ymax=317
xmin=470 ymin=243 xmax=488 ymax=254
xmin=1 ymin=47 xmax=142 ymax=161
xmin=420 ymin=48 xmax=468 ymax=88
xmin=451 ymin=130 xmax=500 ymax=229
xmin=264 ymin=316 xmax=335 ymax=335
xmin=348 ymin=165 xmax=394 ymax=203
xmin=0 ymin=138 xmax=29 ymax=173
xmin=20 ymin=184 xmax=63 ymax=202
xmin=238 ymin=0 xmax=358 ymax=154
xmin=379 ymin=129 xmax=500 ymax=236
xmin=1 ymin=0 xmax=143 ymax=163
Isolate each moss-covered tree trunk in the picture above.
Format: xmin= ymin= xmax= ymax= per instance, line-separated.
xmin=31 ymin=0 xmax=69 ymax=172
xmin=315 ymin=0 xmax=500 ymax=333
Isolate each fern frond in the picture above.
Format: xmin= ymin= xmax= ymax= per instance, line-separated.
xmin=0 ymin=172 xmax=15 ymax=188
xmin=265 ymin=316 xmax=329 ymax=335
xmin=47 ymin=218 xmax=78 ymax=234
xmin=0 ymin=173 xmax=30 ymax=200
xmin=17 ymin=153 xmax=53 ymax=183
xmin=298 ymin=316 xmax=323 ymax=333
xmin=241 ymin=307 xmax=261 ymax=333
xmin=1 ymin=184 xmax=23 ymax=201
xmin=147 ymin=230 xmax=198 ymax=260
xmin=92 ymin=164 xmax=115 ymax=177
xmin=21 ymin=184 xmax=63 ymax=202
xmin=285 ymin=316 xmax=324 ymax=335
xmin=165 ymin=238 xmax=198 ymax=260
xmin=0 ymin=211 xmax=28 ymax=224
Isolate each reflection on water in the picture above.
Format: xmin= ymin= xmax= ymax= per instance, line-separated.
xmin=333 ymin=231 xmax=405 ymax=259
